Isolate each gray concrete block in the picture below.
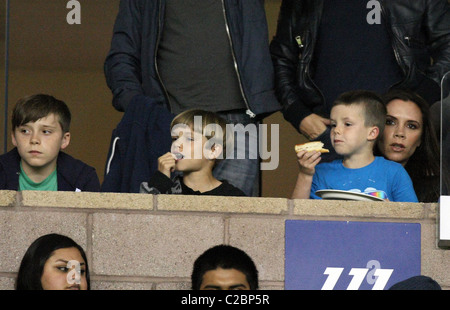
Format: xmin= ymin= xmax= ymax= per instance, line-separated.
xmin=92 ymin=213 xmax=224 ymax=277
xmin=0 ymin=210 xmax=87 ymax=272
xmin=228 ymin=217 xmax=286 ymax=282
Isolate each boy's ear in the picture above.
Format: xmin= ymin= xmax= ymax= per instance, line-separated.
xmin=367 ymin=126 xmax=380 ymax=141
xmin=60 ymin=132 xmax=71 ymax=150
xmin=11 ymin=132 xmax=17 ymax=147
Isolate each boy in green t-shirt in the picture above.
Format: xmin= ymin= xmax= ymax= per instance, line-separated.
xmin=0 ymin=94 xmax=100 ymax=191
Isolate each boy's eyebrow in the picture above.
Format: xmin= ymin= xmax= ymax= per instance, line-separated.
xmin=332 ymin=116 xmax=356 ymax=121
xmin=18 ymin=122 xmax=58 ymax=128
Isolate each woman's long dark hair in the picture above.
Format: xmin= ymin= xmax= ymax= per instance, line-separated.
xmin=15 ymin=233 xmax=90 ymax=290
xmin=381 ymin=89 xmax=440 ymax=202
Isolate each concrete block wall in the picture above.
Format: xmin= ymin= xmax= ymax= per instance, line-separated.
xmin=0 ymin=190 xmax=448 ymax=290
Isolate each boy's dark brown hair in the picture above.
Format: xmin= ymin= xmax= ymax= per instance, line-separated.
xmin=12 ymin=94 xmax=71 ymax=133
xmin=332 ymin=90 xmax=387 ymax=137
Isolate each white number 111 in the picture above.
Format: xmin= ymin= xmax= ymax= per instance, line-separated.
xmin=322 ymin=267 xmax=393 ymax=290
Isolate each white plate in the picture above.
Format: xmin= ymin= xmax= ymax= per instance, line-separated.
xmin=315 ymin=189 xmax=384 ymax=201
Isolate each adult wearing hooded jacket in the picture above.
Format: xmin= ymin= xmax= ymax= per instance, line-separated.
xmin=270 ymin=0 xmax=450 ymax=161
xmin=104 ymin=0 xmax=280 ymax=196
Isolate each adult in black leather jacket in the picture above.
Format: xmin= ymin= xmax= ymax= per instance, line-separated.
xmin=270 ymin=0 xmax=450 ymax=145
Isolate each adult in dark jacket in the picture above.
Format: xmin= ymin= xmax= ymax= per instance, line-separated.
xmin=0 ymin=148 xmax=100 ymax=192
xmin=270 ymin=0 xmax=450 ymax=161
xmin=101 ymin=95 xmax=173 ymax=193
xmin=104 ymin=0 xmax=281 ymax=196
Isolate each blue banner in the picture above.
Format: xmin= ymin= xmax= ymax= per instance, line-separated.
xmin=285 ymin=220 xmax=421 ymax=290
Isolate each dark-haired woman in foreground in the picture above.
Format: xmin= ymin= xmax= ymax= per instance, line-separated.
xmin=16 ymin=233 xmax=89 ymax=290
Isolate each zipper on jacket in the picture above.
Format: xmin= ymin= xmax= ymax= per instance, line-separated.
xmin=404 ymin=36 xmax=412 ymax=46
xmin=221 ymin=0 xmax=256 ymax=118
xmin=296 ymin=32 xmax=326 ymax=109
xmin=154 ymin=0 xmax=172 ymax=112
xmin=295 ymin=36 xmax=304 ymax=49
xmin=404 ymin=36 xmax=424 ymax=47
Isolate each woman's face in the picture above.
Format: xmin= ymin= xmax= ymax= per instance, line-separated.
xmin=377 ymin=99 xmax=423 ymax=166
xmin=41 ymin=247 xmax=88 ymax=290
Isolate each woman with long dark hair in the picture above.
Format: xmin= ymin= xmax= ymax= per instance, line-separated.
xmin=376 ymin=89 xmax=440 ymax=202
xmin=16 ymin=233 xmax=90 ymax=290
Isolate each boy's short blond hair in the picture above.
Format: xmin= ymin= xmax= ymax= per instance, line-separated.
xmin=171 ymin=109 xmax=231 ymax=157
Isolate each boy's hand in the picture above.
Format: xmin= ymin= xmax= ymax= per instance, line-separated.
xmin=158 ymin=152 xmax=177 ymax=178
xmin=292 ymin=150 xmax=321 ymax=200
xmin=296 ymin=150 xmax=322 ymax=176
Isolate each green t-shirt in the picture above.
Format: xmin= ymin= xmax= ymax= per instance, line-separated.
xmin=18 ymin=164 xmax=58 ymax=191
